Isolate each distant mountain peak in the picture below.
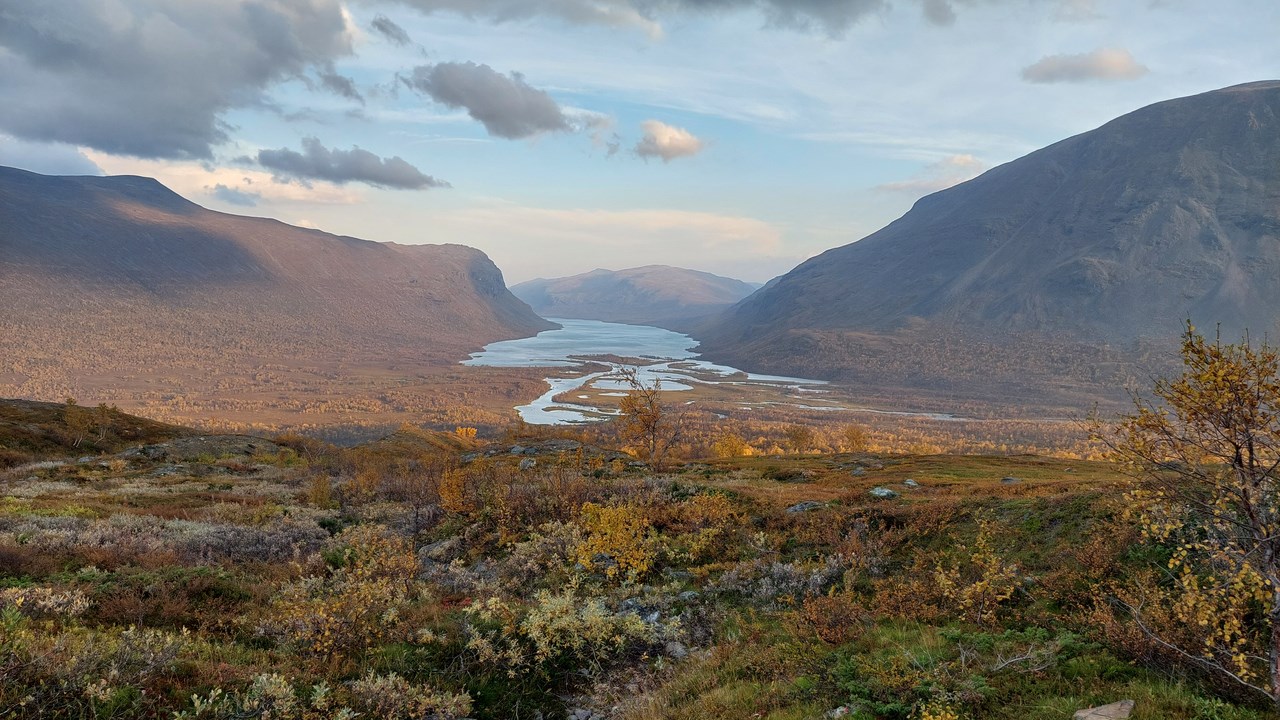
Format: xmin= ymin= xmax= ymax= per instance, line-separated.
xmin=511 ymin=265 xmax=757 ymax=330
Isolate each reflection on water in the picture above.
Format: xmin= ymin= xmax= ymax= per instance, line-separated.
xmin=463 ymin=318 xmax=828 ymax=424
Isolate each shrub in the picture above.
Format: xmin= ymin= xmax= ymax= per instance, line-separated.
xmin=574 ymin=502 xmax=654 ymax=582
xmin=465 ymin=587 xmax=674 ymax=676
xmin=258 ymin=524 xmax=422 ymax=661
xmin=931 ymin=516 xmax=1020 ymax=626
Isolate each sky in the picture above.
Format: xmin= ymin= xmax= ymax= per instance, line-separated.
xmin=1 ymin=1 xmax=1277 ymax=284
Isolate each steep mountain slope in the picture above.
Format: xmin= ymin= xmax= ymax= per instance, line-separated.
xmin=0 ymin=166 xmax=553 ymax=426
xmin=511 ymin=265 xmax=757 ymax=328
xmin=697 ymin=81 xmax=1280 ymax=412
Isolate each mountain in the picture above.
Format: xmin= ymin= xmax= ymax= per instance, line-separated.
xmin=696 ymin=81 xmax=1280 ymax=413
xmin=0 ymin=166 xmax=553 ymax=426
xmin=511 ymin=265 xmax=758 ymax=329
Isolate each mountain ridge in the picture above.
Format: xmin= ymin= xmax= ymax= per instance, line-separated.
xmin=0 ymin=165 xmax=553 ymax=426
xmin=695 ymin=80 xmax=1280 ymax=411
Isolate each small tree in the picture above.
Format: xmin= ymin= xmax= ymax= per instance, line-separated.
xmin=841 ymin=423 xmax=869 ymax=453
xmin=784 ymin=424 xmax=816 ymax=454
xmin=1099 ymin=323 xmax=1280 ymax=705
xmin=62 ymin=398 xmax=92 ymax=449
xmin=615 ymin=367 xmax=681 ymax=467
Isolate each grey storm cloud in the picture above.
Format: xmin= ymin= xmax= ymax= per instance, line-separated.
xmin=364 ymin=0 xmax=1008 ymax=37
xmin=1021 ymin=48 xmax=1149 ymax=83
xmin=0 ymin=0 xmax=356 ymax=160
xmin=404 ymin=62 xmax=572 ymax=139
xmin=318 ymin=69 xmax=364 ymax=103
xmin=370 ymin=15 xmax=414 ymax=45
xmin=256 ymin=137 xmax=449 ymax=190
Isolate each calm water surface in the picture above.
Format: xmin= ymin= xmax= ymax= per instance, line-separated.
xmin=463 ymin=318 xmax=828 ymax=424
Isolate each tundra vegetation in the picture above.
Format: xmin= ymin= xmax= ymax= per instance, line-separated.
xmin=2 ymin=328 xmax=1279 ymax=719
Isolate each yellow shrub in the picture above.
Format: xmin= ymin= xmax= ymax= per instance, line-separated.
xmin=261 ymin=525 xmax=421 ymax=661
xmin=439 ymin=468 xmax=472 ymax=514
xmin=932 ymin=517 xmax=1019 ymax=626
xmin=574 ymin=502 xmax=653 ymax=582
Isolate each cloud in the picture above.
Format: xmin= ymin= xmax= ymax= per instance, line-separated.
xmin=365 ymin=0 xmax=665 ymax=39
xmin=634 ymin=120 xmax=705 ymax=162
xmin=920 ymin=0 xmax=956 ymax=26
xmin=82 ymin=151 xmax=363 ymax=206
xmin=210 ymin=184 xmax=263 ymax=207
xmin=256 ymin=137 xmax=449 ymax=189
xmin=0 ymin=0 xmax=356 ymax=160
xmin=318 ymin=69 xmax=364 ymax=103
xmin=404 ymin=62 xmax=572 ymax=139
xmin=0 ymin=136 xmax=103 ymax=176
xmin=1021 ymin=48 xmax=1149 ymax=83
xmin=370 ymin=14 xmax=413 ymax=45
xmin=877 ymin=153 xmax=987 ymax=195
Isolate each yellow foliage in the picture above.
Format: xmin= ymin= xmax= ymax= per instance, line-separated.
xmin=454 ymin=426 xmax=477 ymax=439
xmin=439 ymin=468 xmax=472 ymax=514
xmin=262 ymin=525 xmax=421 ymax=661
xmin=712 ymin=432 xmax=751 ymax=458
xmin=915 ymin=699 xmax=964 ymax=720
xmin=932 ymin=516 xmax=1019 ymax=626
xmin=574 ymin=502 xmax=653 ymax=582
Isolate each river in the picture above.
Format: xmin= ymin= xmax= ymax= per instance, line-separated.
xmin=462 ymin=318 xmax=831 ymax=424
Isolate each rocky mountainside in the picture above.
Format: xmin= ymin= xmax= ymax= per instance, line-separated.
xmin=0 ymin=166 xmax=552 ymax=418
xmin=511 ymin=265 xmax=757 ymax=329
xmin=696 ymin=81 xmax=1280 ymax=412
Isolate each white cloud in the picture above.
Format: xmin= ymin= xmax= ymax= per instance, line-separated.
xmin=634 ymin=120 xmax=705 ymax=162
xmin=1021 ymin=48 xmax=1149 ymax=83
xmin=877 ymin=153 xmax=988 ymax=195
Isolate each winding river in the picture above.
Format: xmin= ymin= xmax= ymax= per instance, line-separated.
xmin=462 ymin=318 xmax=830 ymax=424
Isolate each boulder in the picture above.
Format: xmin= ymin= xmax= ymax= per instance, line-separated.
xmin=869 ymin=487 xmax=898 ymax=499
xmin=519 ymin=457 xmax=537 ymax=471
xmin=1073 ymin=700 xmax=1134 ymax=720
xmin=903 ymin=479 xmax=920 ymax=488
xmin=1000 ymin=476 xmax=1022 ymax=484
xmin=786 ymin=501 xmax=826 ymax=513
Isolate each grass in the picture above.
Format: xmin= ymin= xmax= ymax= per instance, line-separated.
xmin=0 ymin=406 xmax=1273 ymax=719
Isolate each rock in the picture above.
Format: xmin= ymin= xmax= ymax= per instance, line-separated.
xmin=1000 ymin=476 xmax=1022 ymax=484
xmin=591 ymin=553 xmax=618 ymax=572
xmin=1073 ymin=700 xmax=1135 ymax=720
xmin=644 ymin=610 xmax=661 ymax=624
xmin=851 ymin=466 xmax=866 ymax=477
xmin=518 ymin=458 xmax=537 ymax=471
xmin=510 ymin=445 xmax=526 ymax=455
xmin=869 ymin=487 xmax=898 ymax=499
xmin=662 ymin=568 xmax=692 ymax=581
xmin=664 ymin=640 xmax=688 ymax=659
xmin=903 ymin=479 xmax=920 ymax=488
xmin=827 ymin=707 xmax=852 ymax=719
xmin=678 ymin=590 xmax=700 ymax=602
xmin=786 ymin=500 xmax=826 ymax=513
xmin=419 ymin=538 xmax=460 ymax=562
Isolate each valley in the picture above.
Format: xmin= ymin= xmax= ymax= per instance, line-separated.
xmin=3 ymin=38 xmax=1280 ymax=718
